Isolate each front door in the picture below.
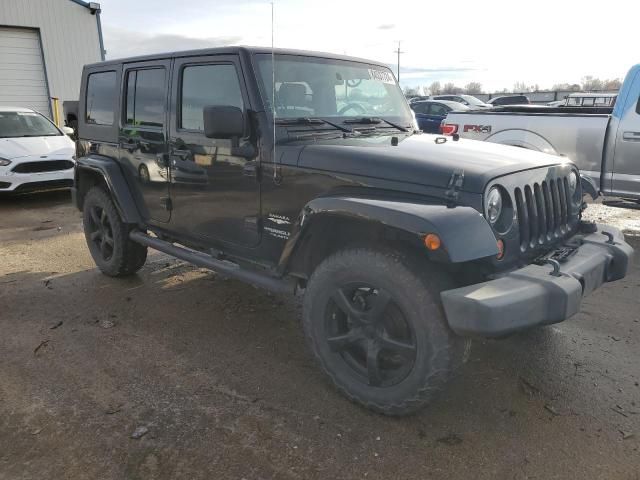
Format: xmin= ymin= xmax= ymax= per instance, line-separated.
xmin=167 ymin=55 xmax=260 ymax=247
xmin=611 ymin=70 xmax=640 ymax=197
xmin=119 ymin=60 xmax=171 ymax=223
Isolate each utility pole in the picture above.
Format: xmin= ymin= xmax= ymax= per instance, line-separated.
xmin=394 ymin=41 xmax=405 ymax=82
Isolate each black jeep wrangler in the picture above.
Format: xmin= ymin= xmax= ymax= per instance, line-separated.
xmin=73 ymin=47 xmax=633 ymax=415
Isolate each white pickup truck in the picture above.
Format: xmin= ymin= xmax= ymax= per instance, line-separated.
xmin=442 ymin=64 xmax=640 ymax=200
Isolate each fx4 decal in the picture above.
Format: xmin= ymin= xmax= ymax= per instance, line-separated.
xmin=463 ymin=124 xmax=492 ymax=133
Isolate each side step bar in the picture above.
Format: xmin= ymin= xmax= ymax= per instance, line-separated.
xmin=129 ymin=230 xmax=296 ymax=295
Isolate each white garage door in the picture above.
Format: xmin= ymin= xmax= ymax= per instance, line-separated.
xmin=0 ymin=27 xmax=51 ymax=117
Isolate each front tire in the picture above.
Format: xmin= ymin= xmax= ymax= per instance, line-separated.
xmin=303 ymin=248 xmax=465 ymax=415
xmin=82 ymin=187 xmax=147 ymax=277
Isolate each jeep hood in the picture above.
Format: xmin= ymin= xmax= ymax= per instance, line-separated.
xmin=297 ymin=133 xmax=571 ymax=193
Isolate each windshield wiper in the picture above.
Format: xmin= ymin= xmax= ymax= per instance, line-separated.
xmin=343 ymin=117 xmax=410 ymax=132
xmin=275 ymin=117 xmax=353 ymax=133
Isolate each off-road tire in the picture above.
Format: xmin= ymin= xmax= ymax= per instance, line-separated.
xmin=303 ymin=248 xmax=466 ymax=415
xmin=82 ymin=186 xmax=147 ymax=277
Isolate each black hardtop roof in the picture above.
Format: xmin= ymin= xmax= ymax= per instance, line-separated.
xmin=85 ymin=46 xmax=390 ymax=70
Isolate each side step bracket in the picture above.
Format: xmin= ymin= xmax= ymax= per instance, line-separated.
xmin=129 ymin=230 xmax=296 ymax=295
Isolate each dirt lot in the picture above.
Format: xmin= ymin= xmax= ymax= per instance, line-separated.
xmin=1 ymin=190 xmax=639 ymax=480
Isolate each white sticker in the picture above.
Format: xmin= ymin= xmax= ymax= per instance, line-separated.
xmin=368 ymin=69 xmax=396 ymax=85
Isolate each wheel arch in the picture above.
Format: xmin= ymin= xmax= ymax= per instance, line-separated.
xmin=485 ymin=128 xmax=558 ymax=155
xmin=74 ymin=155 xmax=143 ymax=225
xmin=278 ymin=196 xmax=499 ymax=279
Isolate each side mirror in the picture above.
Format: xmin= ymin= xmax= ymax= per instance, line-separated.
xmin=203 ymin=106 xmax=244 ymax=143
xmin=61 ymin=126 xmax=74 ymax=136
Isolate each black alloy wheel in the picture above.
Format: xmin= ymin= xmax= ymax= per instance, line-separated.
xmin=87 ymin=205 xmax=115 ymax=261
xmin=325 ymin=284 xmax=416 ymax=387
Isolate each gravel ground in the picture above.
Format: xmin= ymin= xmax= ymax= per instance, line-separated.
xmin=0 ymin=190 xmax=639 ymax=480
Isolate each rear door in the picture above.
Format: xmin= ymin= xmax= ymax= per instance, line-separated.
xmin=611 ymin=70 xmax=640 ymax=197
xmin=119 ymin=60 xmax=171 ymax=223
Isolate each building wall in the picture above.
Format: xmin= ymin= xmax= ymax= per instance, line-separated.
xmin=0 ymin=0 xmax=102 ymax=108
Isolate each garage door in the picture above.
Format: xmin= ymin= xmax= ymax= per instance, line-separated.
xmin=0 ymin=27 xmax=51 ymax=117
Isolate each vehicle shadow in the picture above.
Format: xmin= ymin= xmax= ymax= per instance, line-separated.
xmin=0 ymin=188 xmax=71 ymax=207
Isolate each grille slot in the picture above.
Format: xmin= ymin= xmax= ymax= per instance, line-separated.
xmin=12 ymin=160 xmax=74 ymax=174
xmin=513 ymin=174 xmax=574 ymax=253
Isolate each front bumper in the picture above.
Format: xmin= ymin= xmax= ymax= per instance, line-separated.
xmin=0 ymin=157 xmax=75 ymax=192
xmin=441 ymin=224 xmax=633 ymax=337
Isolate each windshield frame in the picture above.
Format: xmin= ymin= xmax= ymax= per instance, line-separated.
xmin=252 ymin=53 xmax=414 ymax=133
xmin=0 ymin=110 xmax=63 ymax=139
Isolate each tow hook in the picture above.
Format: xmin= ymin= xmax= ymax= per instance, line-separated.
xmin=541 ymin=258 xmax=562 ymax=277
xmin=602 ymin=231 xmax=616 ymax=245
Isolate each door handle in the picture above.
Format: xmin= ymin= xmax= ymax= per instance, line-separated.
xmin=243 ymin=162 xmax=258 ymax=178
xmin=622 ymin=131 xmax=640 ymax=141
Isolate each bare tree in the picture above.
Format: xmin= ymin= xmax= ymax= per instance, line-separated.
xmin=429 ymin=81 xmax=442 ymax=96
xmin=442 ymin=82 xmax=462 ymax=94
xmin=403 ymin=86 xmax=419 ymax=96
xmin=464 ymin=82 xmax=483 ymax=94
xmin=602 ymin=78 xmax=622 ymax=90
xmin=581 ymin=76 xmax=603 ymax=91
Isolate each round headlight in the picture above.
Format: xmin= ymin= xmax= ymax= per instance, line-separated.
xmin=487 ymin=187 xmax=503 ymax=224
xmin=568 ymin=171 xmax=578 ymax=196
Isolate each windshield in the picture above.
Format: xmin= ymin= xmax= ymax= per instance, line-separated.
xmin=255 ymin=54 xmax=413 ymax=125
xmin=0 ymin=111 xmax=61 ymax=138
xmin=460 ymin=95 xmax=486 ymax=106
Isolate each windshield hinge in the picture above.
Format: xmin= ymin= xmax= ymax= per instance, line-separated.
xmin=445 ymin=169 xmax=465 ymax=208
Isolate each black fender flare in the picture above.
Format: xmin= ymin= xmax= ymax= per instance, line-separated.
xmin=278 ymin=196 xmax=499 ymax=272
xmin=74 ymin=155 xmax=143 ymax=224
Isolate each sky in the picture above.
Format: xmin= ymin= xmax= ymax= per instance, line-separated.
xmin=98 ymin=0 xmax=638 ymax=93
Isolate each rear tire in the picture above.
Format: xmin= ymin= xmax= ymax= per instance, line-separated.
xmin=303 ymin=248 xmax=466 ymax=415
xmin=82 ymin=187 xmax=147 ymax=277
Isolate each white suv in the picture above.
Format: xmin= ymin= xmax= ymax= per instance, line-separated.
xmin=0 ymin=107 xmax=76 ymax=193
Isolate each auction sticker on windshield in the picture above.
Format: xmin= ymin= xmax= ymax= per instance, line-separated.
xmin=368 ymin=69 xmax=396 ymax=84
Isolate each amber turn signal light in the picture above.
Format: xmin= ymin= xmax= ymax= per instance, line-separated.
xmin=496 ymin=239 xmax=505 ymax=260
xmin=424 ymin=233 xmax=441 ymax=251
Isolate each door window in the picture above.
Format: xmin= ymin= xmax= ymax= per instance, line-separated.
xmin=412 ymin=103 xmax=429 ymax=114
xmin=180 ymin=64 xmax=244 ymax=131
xmin=429 ymin=104 xmax=448 ymax=116
xmin=86 ymin=71 xmax=116 ymax=125
xmin=125 ymin=68 xmax=166 ymax=128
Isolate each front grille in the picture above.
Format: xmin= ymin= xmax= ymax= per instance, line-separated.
xmin=13 ymin=179 xmax=73 ymax=192
xmin=12 ymin=160 xmax=74 ymax=174
xmin=514 ymin=176 xmax=574 ymax=252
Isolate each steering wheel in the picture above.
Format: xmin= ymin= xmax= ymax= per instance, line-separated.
xmin=338 ymin=103 xmax=367 ymax=115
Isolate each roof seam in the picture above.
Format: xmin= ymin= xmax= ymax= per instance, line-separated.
xmin=68 ymin=0 xmax=92 ymax=9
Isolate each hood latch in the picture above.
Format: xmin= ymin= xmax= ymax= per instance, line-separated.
xmin=445 ymin=169 xmax=465 ymax=208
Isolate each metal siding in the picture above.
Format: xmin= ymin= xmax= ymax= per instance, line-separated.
xmin=0 ymin=0 xmax=102 ymax=116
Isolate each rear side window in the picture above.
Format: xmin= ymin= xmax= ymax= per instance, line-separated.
xmin=180 ymin=64 xmax=244 ymax=131
xmin=125 ymin=68 xmax=166 ymax=128
xmin=85 ymin=71 xmax=116 ymax=126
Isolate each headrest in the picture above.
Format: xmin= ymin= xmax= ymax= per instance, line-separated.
xmin=278 ymin=83 xmax=307 ymax=107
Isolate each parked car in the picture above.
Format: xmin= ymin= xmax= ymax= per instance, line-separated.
xmin=410 ymin=100 xmax=469 ymax=133
xmin=565 ymin=92 xmax=617 ymax=107
xmin=73 ymin=47 xmax=632 ymax=415
xmin=0 ymin=107 xmax=75 ymax=193
xmin=432 ymin=94 xmax=492 ymax=109
xmin=441 ymin=64 xmax=640 ymax=201
xmin=407 ymin=95 xmax=430 ymax=104
xmin=487 ymin=95 xmax=531 ymax=106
